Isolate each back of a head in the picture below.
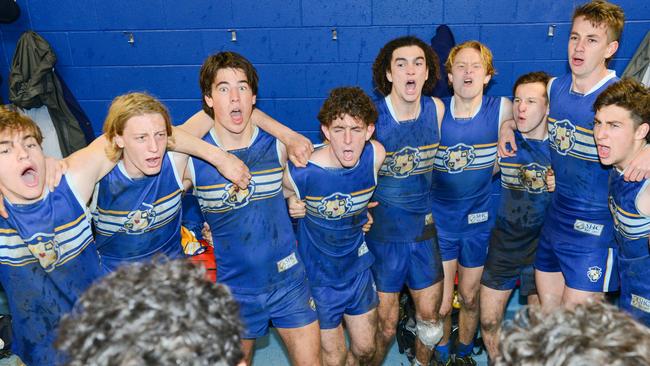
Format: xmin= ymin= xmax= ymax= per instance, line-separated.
xmin=496 ymin=302 xmax=650 ymax=366
xmin=56 ymin=258 xmax=244 ymax=366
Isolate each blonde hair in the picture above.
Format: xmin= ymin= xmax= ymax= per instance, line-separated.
xmin=102 ymin=93 xmax=173 ymax=162
xmin=445 ymin=40 xmax=496 ymax=82
xmin=0 ymin=105 xmax=43 ymax=144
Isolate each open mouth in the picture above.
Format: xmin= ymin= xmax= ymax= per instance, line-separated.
xmin=405 ymin=80 xmax=417 ymax=94
xmin=145 ymin=157 xmax=161 ymax=168
xmin=463 ymin=77 xmax=473 ymax=86
xmin=20 ymin=166 xmax=38 ymax=187
xmin=597 ymin=144 xmax=610 ymax=159
xmin=231 ymin=108 xmax=243 ymax=123
xmin=572 ymin=56 xmax=584 ymax=66
xmin=342 ymin=149 xmax=354 ymax=161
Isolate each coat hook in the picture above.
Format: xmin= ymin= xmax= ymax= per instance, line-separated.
xmin=547 ymin=24 xmax=556 ymax=37
xmin=228 ymin=29 xmax=237 ymax=42
xmin=123 ymin=32 xmax=135 ymax=46
xmin=331 ymin=28 xmax=338 ymax=41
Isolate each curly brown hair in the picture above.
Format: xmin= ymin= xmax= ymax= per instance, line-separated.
xmin=318 ymin=87 xmax=378 ymax=128
xmin=594 ymin=78 xmax=650 ymax=143
xmin=199 ymin=51 xmax=259 ymax=119
xmin=372 ymin=36 xmax=440 ymax=97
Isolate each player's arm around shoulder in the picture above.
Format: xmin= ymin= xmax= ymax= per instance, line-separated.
xmin=65 ymin=135 xmax=118 ymax=204
xmin=177 ymin=110 xmax=213 ymax=137
xmin=255 ymin=109 xmax=313 ymax=167
xmin=624 ymin=145 xmax=650 ymax=182
xmin=282 ymin=162 xmax=306 ymax=219
xmin=170 ymin=127 xmax=250 ymax=189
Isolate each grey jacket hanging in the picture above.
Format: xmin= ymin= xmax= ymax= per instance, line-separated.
xmin=9 ymin=30 xmax=90 ymax=157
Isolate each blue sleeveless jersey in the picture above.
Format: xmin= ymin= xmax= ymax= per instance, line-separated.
xmin=288 ymin=142 xmax=376 ymax=286
xmin=0 ymin=176 xmax=102 ymax=366
xmin=431 ymin=96 xmax=503 ymax=235
xmin=494 ymin=131 xmax=552 ymax=249
xmin=609 ymin=171 xmax=650 ymax=324
xmin=189 ymin=128 xmax=304 ymax=293
xmin=609 ymin=173 xmax=650 ymax=259
xmin=92 ymin=152 xmax=184 ymax=271
xmin=367 ymin=96 xmax=439 ymax=243
xmin=547 ymin=73 xmax=618 ymax=220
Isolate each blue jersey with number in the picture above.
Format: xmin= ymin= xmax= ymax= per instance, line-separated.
xmin=367 ymin=96 xmax=439 ymax=243
xmin=431 ymin=96 xmax=503 ymax=235
xmin=0 ymin=176 xmax=102 ymax=366
xmin=92 ymin=152 xmax=184 ymax=271
xmin=493 ymin=131 xmax=552 ymax=249
xmin=189 ymin=128 xmax=304 ymax=293
xmin=288 ymin=142 xmax=377 ymax=286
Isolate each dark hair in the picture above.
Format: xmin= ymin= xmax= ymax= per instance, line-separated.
xmin=372 ymin=36 xmax=441 ymax=96
xmin=199 ymin=51 xmax=259 ymax=118
xmin=318 ymin=87 xmax=378 ymax=127
xmin=512 ymin=71 xmax=551 ymax=102
xmin=56 ymin=258 xmax=244 ymax=366
xmin=594 ymin=78 xmax=650 ymax=143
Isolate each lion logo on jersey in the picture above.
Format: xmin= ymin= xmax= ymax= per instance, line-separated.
xmin=587 ymin=266 xmax=602 ymax=282
xmin=388 ymin=146 xmax=420 ymax=178
xmin=318 ymin=193 xmax=353 ymax=220
xmin=443 ymin=143 xmax=475 ymax=173
xmin=549 ymin=119 xmax=576 ymax=155
xmin=222 ymin=181 xmax=255 ymax=209
xmin=27 ymin=236 xmax=58 ymax=271
xmin=519 ymin=163 xmax=548 ymax=193
xmin=124 ymin=203 xmax=156 ymax=234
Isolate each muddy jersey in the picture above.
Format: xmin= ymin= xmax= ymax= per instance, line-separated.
xmin=189 ymin=128 xmax=304 ymax=293
xmin=367 ymin=96 xmax=439 ymax=243
xmin=0 ymin=176 xmax=102 ymax=366
xmin=288 ymin=142 xmax=377 ymax=286
xmin=92 ymin=152 xmax=184 ymax=271
xmin=432 ymin=96 xmax=504 ymax=235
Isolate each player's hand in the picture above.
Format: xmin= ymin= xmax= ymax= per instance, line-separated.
xmin=624 ymin=146 xmax=650 ymax=182
xmin=546 ymin=168 xmax=556 ymax=192
xmin=363 ymin=202 xmax=379 ymax=233
xmin=498 ymin=120 xmax=517 ymax=158
xmin=285 ymin=132 xmax=314 ymax=168
xmin=45 ymin=157 xmax=66 ymax=192
xmin=218 ymin=152 xmax=251 ymax=190
xmin=287 ymin=195 xmax=306 ymax=218
xmin=201 ymin=222 xmax=213 ymax=247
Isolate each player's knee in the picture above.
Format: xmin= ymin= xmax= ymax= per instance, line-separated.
xmin=480 ymin=314 xmax=500 ymax=334
xmin=352 ymin=342 xmax=376 ymax=364
xmin=458 ymin=292 xmax=479 ymax=312
xmin=415 ymin=318 xmax=443 ymax=349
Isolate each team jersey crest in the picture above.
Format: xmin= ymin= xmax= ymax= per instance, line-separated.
xmin=26 ymin=234 xmax=59 ymax=271
xmin=124 ymin=203 xmax=156 ymax=234
xmin=443 ymin=143 xmax=476 ymax=173
xmin=317 ymin=193 xmax=353 ymax=220
xmin=519 ymin=163 xmax=548 ymax=193
xmin=222 ymin=181 xmax=256 ymax=209
xmin=549 ymin=119 xmax=576 ymax=155
xmin=387 ymin=146 xmax=420 ymax=178
xmin=587 ymin=266 xmax=602 ymax=282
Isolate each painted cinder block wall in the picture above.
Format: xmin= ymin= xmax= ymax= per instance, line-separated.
xmin=0 ymin=0 xmax=648 ymax=141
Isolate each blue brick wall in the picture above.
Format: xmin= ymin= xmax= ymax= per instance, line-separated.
xmin=0 ymin=0 xmax=648 ymax=139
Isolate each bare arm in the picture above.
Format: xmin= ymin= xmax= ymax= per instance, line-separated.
xmin=170 ymin=127 xmax=250 ymax=189
xmin=282 ymin=164 xmax=306 ymax=218
xmin=254 ymin=109 xmax=313 ymax=167
xmin=433 ymin=97 xmax=445 ymax=135
xmin=65 ymin=136 xmax=119 ymax=204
